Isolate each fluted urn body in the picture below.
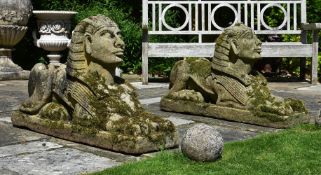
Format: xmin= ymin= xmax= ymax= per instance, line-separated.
xmin=0 ymin=0 xmax=33 ymax=80
xmin=33 ymin=11 xmax=77 ymax=65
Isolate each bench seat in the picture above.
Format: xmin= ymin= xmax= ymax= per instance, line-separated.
xmin=148 ymin=42 xmax=313 ymax=58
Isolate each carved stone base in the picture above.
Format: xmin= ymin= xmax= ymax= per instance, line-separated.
xmin=0 ymin=48 xmax=29 ymax=80
xmin=160 ymin=97 xmax=309 ymax=128
xmin=11 ymin=111 xmax=178 ymax=154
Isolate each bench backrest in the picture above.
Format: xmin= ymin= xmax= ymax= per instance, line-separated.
xmin=143 ymin=0 xmax=307 ymax=43
xmin=141 ymin=0 xmax=315 ymax=84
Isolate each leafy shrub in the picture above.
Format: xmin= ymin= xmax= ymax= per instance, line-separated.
xmin=15 ymin=0 xmax=142 ymax=73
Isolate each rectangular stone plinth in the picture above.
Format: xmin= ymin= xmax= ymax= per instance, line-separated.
xmin=160 ymin=98 xmax=309 ymax=129
xmin=11 ymin=111 xmax=178 ymax=155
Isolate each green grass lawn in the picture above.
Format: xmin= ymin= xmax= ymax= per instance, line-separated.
xmin=92 ymin=125 xmax=321 ymax=175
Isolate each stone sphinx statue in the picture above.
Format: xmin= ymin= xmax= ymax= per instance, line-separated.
xmin=12 ymin=15 xmax=178 ymax=154
xmin=161 ymin=23 xmax=308 ymax=128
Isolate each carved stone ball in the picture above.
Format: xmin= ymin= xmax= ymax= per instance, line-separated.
xmin=181 ymin=123 xmax=223 ymax=162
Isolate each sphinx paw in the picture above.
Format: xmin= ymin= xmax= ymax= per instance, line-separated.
xmin=168 ymin=90 xmax=204 ymax=102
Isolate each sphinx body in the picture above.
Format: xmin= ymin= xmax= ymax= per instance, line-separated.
xmin=12 ymin=15 xmax=178 ymax=154
xmin=161 ymin=23 xmax=308 ymax=128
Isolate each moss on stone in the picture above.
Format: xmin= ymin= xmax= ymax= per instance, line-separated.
xmin=248 ymin=75 xmax=282 ymax=121
xmin=71 ymin=111 xmax=101 ymax=135
xmin=39 ymin=102 xmax=69 ymax=121
xmin=185 ymin=57 xmax=199 ymax=63
xmin=85 ymin=71 xmax=141 ymax=116
xmin=43 ymin=119 xmax=65 ymax=130
xmin=253 ymin=108 xmax=286 ymax=122
xmin=21 ymin=101 xmax=35 ymax=108
xmin=186 ymin=58 xmax=212 ymax=78
xmin=285 ymin=98 xmax=308 ymax=114
xmin=248 ymin=75 xmax=273 ymax=107
xmin=247 ymin=74 xmax=307 ymax=122
xmin=71 ymin=71 xmax=177 ymax=146
xmin=71 ymin=124 xmax=98 ymax=136
xmin=167 ymin=90 xmax=204 ymax=103
xmin=109 ymin=111 xmax=176 ymax=145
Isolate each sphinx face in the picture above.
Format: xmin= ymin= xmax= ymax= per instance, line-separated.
xmin=89 ymin=26 xmax=125 ymax=66
xmin=236 ymin=32 xmax=262 ymax=60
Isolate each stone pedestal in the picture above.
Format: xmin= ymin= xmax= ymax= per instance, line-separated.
xmin=0 ymin=0 xmax=33 ymax=80
xmin=0 ymin=48 xmax=29 ymax=80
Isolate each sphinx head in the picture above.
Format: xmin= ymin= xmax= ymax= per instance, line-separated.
xmin=67 ymin=15 xmax=125 ymax=77
xmin=228 ymin=24 xmax=262 ymax=60
xmin=213 ymin=23 xmax=262 ymax=67
xmin=84 ymin=15 xmax=125 ymax=66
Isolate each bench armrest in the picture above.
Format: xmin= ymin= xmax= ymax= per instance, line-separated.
xmin=301 ymin=23 xmax=321 ymax=30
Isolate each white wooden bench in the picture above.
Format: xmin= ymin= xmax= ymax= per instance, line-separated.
xmin=142 ymin=0 xmax=321 ymax=84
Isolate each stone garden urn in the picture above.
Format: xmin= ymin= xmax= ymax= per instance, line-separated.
xmin=33 ymin=10 xmax=77 ymax=65
xmin=0 ymin=0 xmax=33 ymax=80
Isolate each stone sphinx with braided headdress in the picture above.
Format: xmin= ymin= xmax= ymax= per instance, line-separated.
xmin=161 ymin=23 xmax=308 ymax=128
xmin=12 ymin=15 xmax=178 ymax=154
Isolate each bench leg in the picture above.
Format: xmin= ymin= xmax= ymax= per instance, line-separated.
xmin=142 ymin=42 xmax=148 ymax=85
xmin=142 ymin=28 xmax=149 ymax=85
xmin=300 ymin=58 xmax=306 ymax=80
xmin=142 ymin=52 xmax=148 ymax=85
xmin=311 ymin=30 xmax=319 ymax=85
xmin=300 ymin=30 xmax=308 ymax=81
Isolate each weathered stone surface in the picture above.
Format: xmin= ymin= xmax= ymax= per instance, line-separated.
xmin=181 ymin=123 xmax=223 ymax=162
xmin=0 ymin=0 xmax=32 ymax=80
xmin=0 ymin=141 xmax=62 ymax=158
xmin=161 ymin=23 xmax=309 ymax=128
xmin=0 ymin=0 xmax=32 ymax=26
xmin=0 ymin=70 xmax=29 ymax=81
xmin=12 ymin=15 xmax=178 ymax=154
xmin=161 ymin=98 xmax=309 ymax=128
xmin=11 ymin=112 xmax=177 ymax=154
xmin=0 ymin=26 xmax=28 ymax=47
xmin=166 ymin=116 xmax=194 ymax=126
xmin=0 ymin=49 xmax=29 ymax=81
xmin=0 ymin=122 xmax=47 ymax=147
xmin=0 ymin=147 xmax=118 ymax=175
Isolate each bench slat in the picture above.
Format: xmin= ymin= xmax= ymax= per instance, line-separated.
xmin=149 ymin=30 xmax=302 ymax=35
xmin=148 ymin=43 xmax=313 ymax=58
